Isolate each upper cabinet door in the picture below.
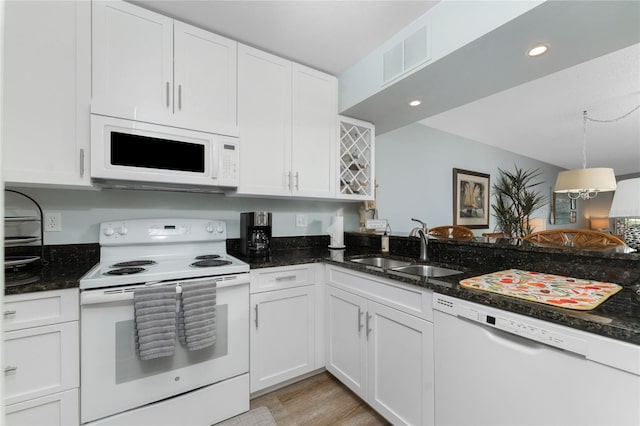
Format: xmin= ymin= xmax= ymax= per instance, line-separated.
xmin=3 ymin=0 xmax=91 ymax=188
xmin=91 ymin=1 xmax=174 ymax=124
xmin=292 ymin=64 xmax=337 ymax=198
xmin=174 ymin=22 xmax=238 ymax=136
xmin=237 ymin=44 xmax=293 ymax=196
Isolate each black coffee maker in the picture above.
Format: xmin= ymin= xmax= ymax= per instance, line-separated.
xmin=240 ymin=212 xmax=272 ymax=257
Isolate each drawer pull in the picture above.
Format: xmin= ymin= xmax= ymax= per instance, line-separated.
xmin=4 ymin=310 xmax=16 ymax=317
xmin=4 ymin=365 xmax=17 ymax=374
xmin=275 ymin=275 xmax=296 ymax=282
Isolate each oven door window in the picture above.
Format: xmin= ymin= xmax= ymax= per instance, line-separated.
xmin=114 ymin=305 xmax=228 ymax=384
xmin=110 ymin=132 xmax=205 ymax=173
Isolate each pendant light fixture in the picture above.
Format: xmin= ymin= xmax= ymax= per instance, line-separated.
xmin=554 ymin=105 xmax=640 ymax=200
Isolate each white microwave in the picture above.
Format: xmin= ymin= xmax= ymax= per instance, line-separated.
xmin=90 ymin=115 xmax=239 ymax=191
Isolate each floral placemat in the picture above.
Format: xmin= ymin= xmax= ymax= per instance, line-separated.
xmin=460 ymin=269 xmax=623 ymax=310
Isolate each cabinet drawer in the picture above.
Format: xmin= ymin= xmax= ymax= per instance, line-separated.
xmin=4 ymin=288 xmax=79 ymax=331
xmin=4 ymin=321 xmax=79 ymax=405
xmin=326 ymin=265 xmax=433 ymax=321
xmin=250 ymin=264 xmax=315 ymax=293
xmin=5 ymin=388 xmax=79 ymax=426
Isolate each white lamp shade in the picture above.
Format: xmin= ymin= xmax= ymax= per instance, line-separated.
xmin=554 ymin=168 xmax=617 ymax=193
xmin=609 ymin=178 xmax=640 ymax=217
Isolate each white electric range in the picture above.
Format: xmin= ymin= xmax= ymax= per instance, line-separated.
xmin=79 ymin=218 xmax=250 ymax=425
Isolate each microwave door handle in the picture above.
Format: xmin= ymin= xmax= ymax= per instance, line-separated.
xmin=211 ymin=142 xmax=220 ymax=180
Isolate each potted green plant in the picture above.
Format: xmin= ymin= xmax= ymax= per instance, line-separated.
xmin=491 ymin=166 xmax=547 ymax=238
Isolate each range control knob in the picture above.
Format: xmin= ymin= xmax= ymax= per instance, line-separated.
xmin=206 ymin=223 xmax=215 ymax=233
xmin=117 ymin=225 xmax=128 ymax=236
xmin=104 ymin=225 xmax=115 ymax=237
xmin=216 ymin=224 xmax=224 ymax=234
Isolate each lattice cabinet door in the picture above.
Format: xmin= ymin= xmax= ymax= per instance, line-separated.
xmin=337 ymin=116 xmax=375 ymax=200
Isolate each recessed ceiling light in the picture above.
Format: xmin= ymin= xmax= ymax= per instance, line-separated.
xmin=409 ymin=100 xmax=421 ymax=107
xmin=527 ymin=43 xmax=549 ymax=57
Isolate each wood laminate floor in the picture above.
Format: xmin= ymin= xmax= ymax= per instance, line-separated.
xmin=250 ymin=372 xmax=390 ymax=426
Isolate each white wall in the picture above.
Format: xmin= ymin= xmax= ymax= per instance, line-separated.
xmin=375 ymin=123 xmax=584 ymax=235
xmin=4 ymin=187 xmax=359 ymax=245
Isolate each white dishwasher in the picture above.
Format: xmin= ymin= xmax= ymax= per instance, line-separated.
xmin=433 ymin=294 xmax=640 ymax=426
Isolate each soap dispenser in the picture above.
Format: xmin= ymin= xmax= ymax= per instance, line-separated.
xmin=381 ymin=224 xmax=391 ymax=253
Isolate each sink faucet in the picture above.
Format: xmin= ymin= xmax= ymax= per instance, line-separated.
xmin=411 ymin=218 xmax=428 ymax=261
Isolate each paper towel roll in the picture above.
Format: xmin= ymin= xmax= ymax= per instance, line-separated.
xmin=328 ymin=216 xmax=344 ymax=248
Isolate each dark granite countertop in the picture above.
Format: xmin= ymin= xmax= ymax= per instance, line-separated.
xmin=4 ymin=243 xmax=99 ymax=296
xmin=6 ymin=240 xmax=639 ymax=346
xmin=233 ymin=247 xmax=640 ymax=346
xmin=4 ymin=260 xmax=96 ymax=296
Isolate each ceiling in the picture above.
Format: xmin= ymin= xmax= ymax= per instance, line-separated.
xmin=130 ymin=0 xmax=640 ymax=176
xmin=420 ymin=43 xmax=640 ymax=175
xmin=131 ymin=0 xmax=438 ymax=76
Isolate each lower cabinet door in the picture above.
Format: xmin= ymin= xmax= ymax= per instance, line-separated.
xmin=5 ymin=388 xmax=79 ymax=426
xmin=367 ymin=301 xmax=434 ymax=426
xmin=4 ymin=322 xmax=79 ymax=405
xmin=325 ymin=285 xmax=367 ymax=400
xmin=250 ymin=286 xmax=315 ymax=392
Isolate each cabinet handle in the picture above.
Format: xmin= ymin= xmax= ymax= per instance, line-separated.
xmin=275 ymin=275 xmax=296 ymax=282
xmin=295 ymin=172 xmax=300 ymax=190
xmin=366 ymin=312 xmax=372 ymax=337
xmin=254 ymin=304 xmax=259 ymax=328
xmin=4 ymin=310 xmax=16 ymax=317
xmin=287 ymin=171 xmax=292 ymax=190
xmin=358 ymin=308 xmax=364 ymax=331
xmin=178 ymin=84 xmax=182 ymax=110
xmin=4 ymin=366 xmax=17 ymax=374
xmin=166 ymin=82 xmax=170 ymax=108
xmin=79 ymin=148 xmax=85 ymax=178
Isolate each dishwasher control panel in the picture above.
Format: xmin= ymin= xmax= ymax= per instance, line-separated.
xmin=434 ymin=294 xmax=588 ymax=356
xmin=459 ymin=304 xmax=588 ymax=355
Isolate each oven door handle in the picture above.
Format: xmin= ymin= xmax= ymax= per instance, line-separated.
xmin=80 ymin=273 xmax=250 ymax=306
xmin=81 ymin=290 xmax=135 ymax=305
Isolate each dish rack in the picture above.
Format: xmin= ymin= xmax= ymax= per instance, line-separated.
xmin=5 ymin=189 xmax=46 ymax=270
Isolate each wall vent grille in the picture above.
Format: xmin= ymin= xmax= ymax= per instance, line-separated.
xmin=382 ymin=25 xmax=431 ymax=85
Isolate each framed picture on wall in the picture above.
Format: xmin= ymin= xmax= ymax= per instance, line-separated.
xmin=453 ymin=168 xmax=490 ymax=229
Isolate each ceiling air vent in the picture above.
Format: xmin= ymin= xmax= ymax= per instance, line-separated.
xmin=382 ymin=25 xmax=430 ymax=85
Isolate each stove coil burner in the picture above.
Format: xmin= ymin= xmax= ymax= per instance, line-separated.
xmin=195 ymin=254 xmax=221 ymax=260
xmin=190 ymin=259 xmax=232 ymax=268
xmin=104 ymin=267 xmax=147 ymax=276
xmin=110 ymin=260 xmax=157 ymax=268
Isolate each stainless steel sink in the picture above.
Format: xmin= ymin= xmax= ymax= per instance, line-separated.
xmin=390 ymin=264 xmax=462 ymax=278
xmin=349 ymin=257 xmax=412 ymax=270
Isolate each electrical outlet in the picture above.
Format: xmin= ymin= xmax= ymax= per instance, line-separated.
xmin=44 ymin=212 xmax=62 ymax=232
xmin=295 ymin=214 xmax=307 ymax=227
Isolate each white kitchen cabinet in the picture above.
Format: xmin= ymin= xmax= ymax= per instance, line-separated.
xmin=92 ymin=0 xmax=237 ymax=136
xmin=291 ymin=64 xmax=337 ymax=198
xmin=249 ymin=264 xmax=323 ymax=393
xmin=2 ymin=0 xmax=91 ymax=188
xmin=5 ymin=389 xmax=79 ymax=426
xmin=325 ymin=285 xmax=368 ymax=399
xmin=3 ymin=289 xmax=80 ymax=426
xmin=173 ymin=22 xmax=237 ymax=136
xmin=237 ymin=44 xmax=337 ymax=198
xmin=325 ymin=266 xmax=434 ymax=426
xmin=237 ymin=45 xmax=292 ymax=197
